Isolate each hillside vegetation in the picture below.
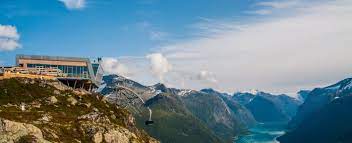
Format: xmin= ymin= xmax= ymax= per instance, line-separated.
xmin=0 ymin=78 xmax=158 ymax=143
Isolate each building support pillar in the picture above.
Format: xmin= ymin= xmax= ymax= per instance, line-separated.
xmin=74 ymin=80 xmax=77 ymax=89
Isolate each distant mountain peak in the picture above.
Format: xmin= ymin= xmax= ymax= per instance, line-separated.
xmin=200 ymin=88 xmax=220 ymax=94
xmin=235 ymin=89 xmax=262 ymax=95
xmin=324 ymin=78 xmax=352 ymax=91
xmin=248 ymin=89 xmax=260 ymax=95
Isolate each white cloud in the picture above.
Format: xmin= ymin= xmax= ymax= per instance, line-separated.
xmin=193 ymin=70 xmax=218 ymax=83
xmin=146 ymin=53 xmax=172 ymax=83
xmin=157 ymin=0 xmax=352 ymax=94
xmin=256 ymin=1 xmax=299 ymax=9
xmin=101 ymin=57 xmax=132 ymax=78
xmin=0 ymin=25 xmax=21 ymax=51
xmin=246 ymin=9 xmax=273 ymax=15
xmin=58 ymin=0 xmax=85 ymax=10
xmin=246 ymin=0 xmax=301 ymax=16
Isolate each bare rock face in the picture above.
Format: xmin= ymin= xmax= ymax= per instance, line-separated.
xmin=0 ymin=118 xmax=50 ymax=143
xmin=79 ymin=121 xmax=158 ymax=143
xmin=53 ymin=90 xmax=60 ymax=95
xmin=77 ymin=112 xmax=159 ymax=143
xmin=67 ymin=96 xmax=78 ymax=105
xmin=103 ymin=127 xmax=138 ymax=143
xmin=93 ymin=131 xmax=103 ymax=143
xmin=46 ymin=96 xmax=58 ymax=105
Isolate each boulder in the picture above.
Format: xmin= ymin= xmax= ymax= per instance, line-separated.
xmin=67 ymin=97 xmax=78 ymax=106
xmin=46 ymin=96 xmax=58 ymax=104
xmin=0 ymin=118 xmax=50 ymax=143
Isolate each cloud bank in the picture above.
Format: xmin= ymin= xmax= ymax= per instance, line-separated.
xmin=58 ymin=0 xmax=85 ymax=10
xmin=0 ymin=25 xmax=21 ymax=51
xmin=158 ymin=0 xmax=352 ymax=94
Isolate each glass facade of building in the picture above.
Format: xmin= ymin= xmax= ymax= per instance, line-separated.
xmin=27 ymin=64 xmax=89 ymax=79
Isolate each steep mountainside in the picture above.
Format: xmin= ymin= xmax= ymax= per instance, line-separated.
xmin=182 ymin=89 xmax=255 ymax=143
xmin=148 ymin=87 xmax=256 ymax=143
xmin=139 ymin=93 xmax=223 ymax=143
xmin=0 ymin=78 xmax=158 ymax=143
xmin=278 ymin=94 xmax=352 ymax=143
xmin=101 ymin=75 xmax=156 ymax=101
xmin=233 ymin=92 xmax=302 ymax=123
xmin=233 ymin=92 xmax=256 ymax=105
xmin=101 ymin=75 xmax=255 ymax=143
xmin=246 ymin=95 xmax=289 ymax=122
xmin=200 ymin=88 xmax=256 ymax=127
xmin=289 ymin=78 xmax=352 ymax=128
xmin=297 ymin=90 xmax=311 ymax=102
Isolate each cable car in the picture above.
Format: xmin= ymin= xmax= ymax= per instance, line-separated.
xmin=145 ymin=107 xmax=154 ymax=125
xmin=145 ymin=120 xmax=154 ymax=125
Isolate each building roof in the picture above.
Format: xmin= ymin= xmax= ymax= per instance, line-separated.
xmin=16 ymin=54 xmax=90 ymax=62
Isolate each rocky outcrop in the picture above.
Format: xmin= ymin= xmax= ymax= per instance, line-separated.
xmin=0 ymin=118 xmax=50 ymax=143
xmin=0 ymin=116 xmax=158 ymax=143
xmin=79 ymin=120 xmax=158 ymax=143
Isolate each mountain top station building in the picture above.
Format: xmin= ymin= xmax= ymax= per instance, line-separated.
xmin=1 ymin=54 xmax=103 ymax=91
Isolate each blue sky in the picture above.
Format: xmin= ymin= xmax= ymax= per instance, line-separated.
xmin=1 ymin=0 xmax=351 ymax=95
xmin=0 ymin=0 xmax=254 ymax=64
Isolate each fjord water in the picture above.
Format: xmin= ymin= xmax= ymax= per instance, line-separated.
xmin=235 ymin=122 xmax=286 ymax=143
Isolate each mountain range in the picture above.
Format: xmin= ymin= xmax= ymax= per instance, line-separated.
xmin=233 ymin=91 xmax=302 ymax=123
xmin=278 ymin=78 xmax=352 ymax=143
xmin=2 ymin=74 xmax=350 ymax=143
xmin=100 ymin=74 xmax=302 ymax=143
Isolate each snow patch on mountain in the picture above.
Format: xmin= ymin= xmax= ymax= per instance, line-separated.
xmin=245 ymin=89 xmax=260 ymax=95
xmin=178 ymin=89 xmax=194 ymax=96
xmin=341 ymin=80 xmax=352 ymax=90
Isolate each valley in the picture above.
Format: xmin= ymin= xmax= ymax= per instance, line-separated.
xmin=101 ymin=74 xmax=352 ymax=143
xmin=100 ymin=75 xmax=302 ymax=143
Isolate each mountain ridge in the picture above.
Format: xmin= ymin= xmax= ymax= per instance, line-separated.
xmin=278 ymin=77 xmax=352 ymax=143
xmin=100 ymin=75 xmax=257 ymax=143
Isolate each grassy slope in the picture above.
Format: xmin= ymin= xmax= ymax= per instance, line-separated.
xmin=0 ymin=78 xmax=153 ymax=142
